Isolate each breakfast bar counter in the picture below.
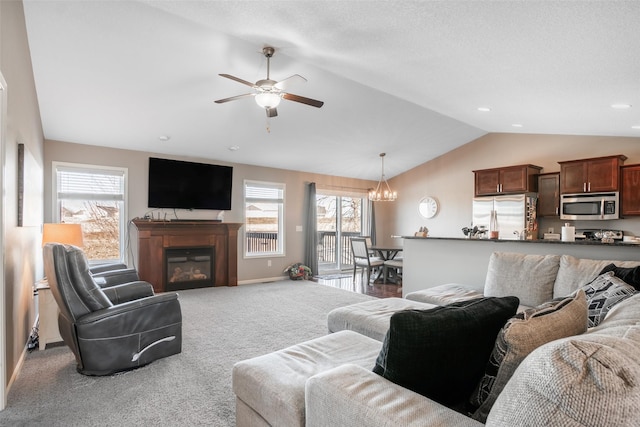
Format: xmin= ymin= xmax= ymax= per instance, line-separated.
xmin=401 ymin=236 xmax=640 ymax=297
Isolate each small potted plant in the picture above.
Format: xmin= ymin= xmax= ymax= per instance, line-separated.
xmin=284 ymin=263 xmax=312 ymax=280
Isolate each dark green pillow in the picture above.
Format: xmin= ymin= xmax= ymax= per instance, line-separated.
xmin=373 ymin=296 xmax=519 ymax=407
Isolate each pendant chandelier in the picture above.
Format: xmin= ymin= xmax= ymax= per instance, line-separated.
xmin=369 ymin=153 xmax=397 ymax=202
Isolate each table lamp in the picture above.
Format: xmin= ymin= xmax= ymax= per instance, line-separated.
xmin=42 ymin=223 xmax=84 ymax=248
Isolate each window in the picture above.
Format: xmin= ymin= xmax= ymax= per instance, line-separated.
xmin=53 ymin=162 xmax=127 ymax=262
xmin=244 ymin=180 xmax=285 ymax=257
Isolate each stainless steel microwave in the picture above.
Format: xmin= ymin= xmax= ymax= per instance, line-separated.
xmin=560 ymin=192 xmax=619 ymax=220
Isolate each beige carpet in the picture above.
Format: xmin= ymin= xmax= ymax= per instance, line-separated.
xmin=1 ymin=281 xmax=374 ymax=426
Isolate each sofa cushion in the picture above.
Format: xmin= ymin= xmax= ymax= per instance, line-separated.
xmin=405 ymin=283 xmax=484 ymax=306
xmin=327 ymin=298 xmax=437 ymax=342
xmin=484 ymin=252 xmax=560 ymax=307
xmin=233 ymin=330 xmax=382 ymax=427
xmin=579 ymin=271 xmax=637 ymax=328
xmin=553 ymin=255 xmax=640 ymax=299
xmin=595 ymin=293 xmax=640 ymax=330
xmin=372 ymin=296 xmax=519 ymax=407
xmin=485 ymin=326 xmax=640 ymax=426
xmin=469 ymin=290 xmax=588 ymax=423
xmin=599 ymin=263 xmax=640 ymax=291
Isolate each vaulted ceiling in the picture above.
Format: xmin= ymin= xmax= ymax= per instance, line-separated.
xmin=23 ymin=1 xmax=640 ymax=180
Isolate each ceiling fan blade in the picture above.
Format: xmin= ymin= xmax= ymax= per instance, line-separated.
xmin=283 ymin=93 xmax=324 ymax=108
xmin=266 ymin=107 xmax=278 ymax=118
xmin=219 ymin=74 xmax=257 ymax=88
xmin=214 ymin=93 xmax=255 ymax=104
xmin=274 ymin=74 xmax=307 ymax=90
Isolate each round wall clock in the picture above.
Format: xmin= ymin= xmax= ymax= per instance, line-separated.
xmin=418 ymin=196 xmax=439 ymax=219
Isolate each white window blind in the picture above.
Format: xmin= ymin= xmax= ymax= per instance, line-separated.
xmin=57 ymin=167 xmax=125 ymax=200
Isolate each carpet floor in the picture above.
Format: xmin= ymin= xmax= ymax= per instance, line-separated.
xmin=1 ymin=280 xmax=375 ymax=426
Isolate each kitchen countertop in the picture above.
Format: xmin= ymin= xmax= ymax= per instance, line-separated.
xmin=402 ymin=236 xmax=640 ymax=247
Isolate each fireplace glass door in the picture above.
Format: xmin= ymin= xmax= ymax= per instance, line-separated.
xmin=165 ymin=247 xmax=214 ymax=290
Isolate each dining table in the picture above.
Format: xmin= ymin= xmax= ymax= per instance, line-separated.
xmin=369 ymin=245 xmax=403 ymax=283
xmin=369 ymin=245 xmax=403 ymax=261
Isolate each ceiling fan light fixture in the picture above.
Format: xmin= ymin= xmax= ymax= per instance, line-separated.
xmin=255 ymin=92 xmax=282 ymax=109
xmin=369 ymin=153 xmax=397 ymax=202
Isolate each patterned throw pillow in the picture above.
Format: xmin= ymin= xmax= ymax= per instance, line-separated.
xmin=468 ymin=290 xmax=588 ymax=423
xmin=599 ymin=263 xmax=640 ymax=291
xmin=580 ymin=271 xmax=637 ymax=327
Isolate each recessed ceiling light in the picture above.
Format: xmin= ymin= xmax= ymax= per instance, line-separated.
xmin=477 ymin=107 xmax=491 ymax=112
xmin=632 ymin=125 xmax=640 ymax=130
xmin=158 ymin=135 xmax=171 ymax=141
xmin=511 ymin=123 xmax=523 ymax=128
xmin=228 ymin=145 xmax=240 ymax=151
xmin=611 ymin=103 xmax=632 ymax=109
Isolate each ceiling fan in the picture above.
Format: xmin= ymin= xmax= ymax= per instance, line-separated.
xmin=215 ymin=46 xmax=324 ymax=118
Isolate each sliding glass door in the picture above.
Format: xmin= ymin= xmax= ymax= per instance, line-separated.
xmin=316 ymin=191 xmax=367 ymax=273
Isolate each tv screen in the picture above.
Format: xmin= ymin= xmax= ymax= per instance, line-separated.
xmin=148 ymin=157 xmax=233 ymax=210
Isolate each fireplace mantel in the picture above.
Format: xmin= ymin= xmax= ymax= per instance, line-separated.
xmin=132 ymin=220 xmax=243 ymax=293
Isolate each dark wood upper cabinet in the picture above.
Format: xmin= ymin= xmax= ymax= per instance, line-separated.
xmin=537 ymin=172 xmax=560 ymax=217
xmin=559 ymin=155 xmax=626 ymax=193
xmin=621 ymin=164 xmax=640 ymax=216
xmin=474 ymin=164 xmax=542 ymax=196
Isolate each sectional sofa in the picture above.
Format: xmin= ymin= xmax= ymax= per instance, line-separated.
xmin=233 ymin=252 xmax=640 ymax=426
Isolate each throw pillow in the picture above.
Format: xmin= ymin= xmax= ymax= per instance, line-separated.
xmin=372 ymin=296 xmax=519 ymax=407
xmin=468 ymin=290 xmax=588 ymax=423
xmin=580 ymin=271 xmax=637 ymax=327
xmin=484 ymin=252 xmax=560 ymax=307
xmin=599 ymin=263 xmax=640 ymax=291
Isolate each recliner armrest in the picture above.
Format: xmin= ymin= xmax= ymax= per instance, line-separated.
xmin=101 ymin=281 xmax=154 ymax=304
xmin=92 ymin=268 xmax=140 ymax=288
xmin=89 ymin=263 xmax=128 ymax=274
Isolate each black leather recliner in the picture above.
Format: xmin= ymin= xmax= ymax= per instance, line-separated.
xmin=43 ymin=243 xmax=182 ymax=375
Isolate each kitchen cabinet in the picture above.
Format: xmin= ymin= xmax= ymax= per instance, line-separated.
xmin=537 ymin=172 xmax=560 ymax=217
xmin=473 ymin=164 xmax=542 ymax=196
xmin=559 ymin=155 xmax=626 ymax=193
xmin=621 ymin=164 xmax=640 ymax=216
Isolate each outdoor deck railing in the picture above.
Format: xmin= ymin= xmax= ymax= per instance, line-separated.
xmin=246 ymin=232 xmax=279 ymax=254
xmin=246 ymin=231 xmax=361 ymax=268
xmin=318 ymin=231 xmax=361 ymax=266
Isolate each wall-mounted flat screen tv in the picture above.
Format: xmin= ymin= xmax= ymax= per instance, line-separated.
xmin=148 ymin=157 xmax=233 ymax=210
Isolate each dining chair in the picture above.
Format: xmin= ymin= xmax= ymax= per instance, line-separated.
xmin=383 ymin=258 xmax=403 ymax=284
xmin=363 ymin=236 xmax=376 ymax=257
xmin=350 ymin=237 xmax=384 ymax=284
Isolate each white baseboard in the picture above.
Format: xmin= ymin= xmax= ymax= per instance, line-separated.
xmin=238 ymin=276 xmax=289 ymax=285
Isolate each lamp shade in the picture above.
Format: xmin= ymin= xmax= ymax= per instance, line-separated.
xmin=42 ymin=223 xmax=84 ymax=248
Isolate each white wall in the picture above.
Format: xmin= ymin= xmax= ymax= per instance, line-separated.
xmin=0 ymin=0 xmax=45 ymax=394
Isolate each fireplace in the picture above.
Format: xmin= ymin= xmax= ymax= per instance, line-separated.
xmin=165 ymin=247 xmax=214 ymax=291
xmin=133 ymin=220 xmax=242 ymax=293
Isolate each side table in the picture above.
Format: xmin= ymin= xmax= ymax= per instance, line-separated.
xmin=35 ymin=279 xmax=63 ymax=350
